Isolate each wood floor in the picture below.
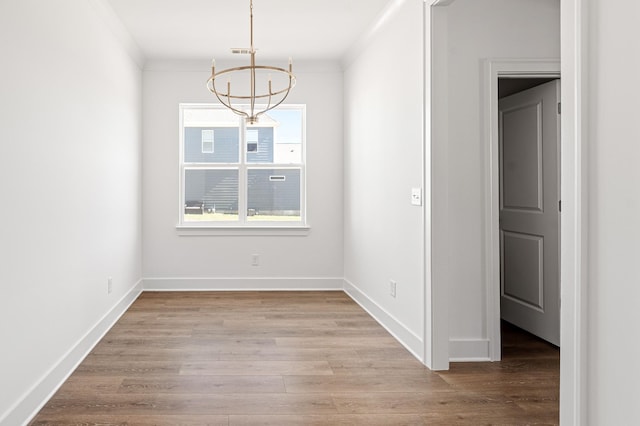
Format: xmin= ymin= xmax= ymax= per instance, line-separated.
xmin=30 ymin=291 xmax=559 ymax=425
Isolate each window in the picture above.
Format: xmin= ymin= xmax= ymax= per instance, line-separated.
xmin=201 ymin=130 xmax=214 ymax=153
xmin=179 ymin=104 xmax=306 ymax=227
xmin=246 ymin=129 xmax=258 ymax=153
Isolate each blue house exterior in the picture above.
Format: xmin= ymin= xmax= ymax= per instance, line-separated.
xmin=184 ymin=127 xmax=241 ymax=163
xmin=184 ymin=125 xmax=300 ymax=216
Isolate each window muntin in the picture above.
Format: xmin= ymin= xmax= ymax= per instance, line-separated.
xmin=179 ymin=104 xmax=305 ymax=227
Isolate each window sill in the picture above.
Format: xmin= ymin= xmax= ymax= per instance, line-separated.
xmin=176 ymin=224 xmax=310 ymax=236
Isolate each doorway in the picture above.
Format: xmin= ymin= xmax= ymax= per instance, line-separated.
xmin=498 ymin=77 xmax=561 ymax=347
xmin=426 ymin=2 xmax=587 ymax=423
xmin=483 ymin=60 xmax=561 ymax=362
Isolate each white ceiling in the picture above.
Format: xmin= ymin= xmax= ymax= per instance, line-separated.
xmin=106 ymin=0 xmax=393 ymax=62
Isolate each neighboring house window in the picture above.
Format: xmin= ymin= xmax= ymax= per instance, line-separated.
xmin=179 ymin=104 xmax=306 ymax=226
xmin=246 ymin=129 xmax=259 ymax=153
xmin=201 ymin=130 xmax=214 ymax=153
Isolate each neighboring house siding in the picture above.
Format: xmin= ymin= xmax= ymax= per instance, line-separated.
xmin=184 ymin=127 xmax=239 ymax=163
xmin=184 ymin=127 xmax=274 ymax=164
xmin=248 ymin=169 xmax=301 ymax=213
xmin=185 ymin=169 xmax=238 ymax=212
xmin=184 ymin=168 xmax=300 ymax=214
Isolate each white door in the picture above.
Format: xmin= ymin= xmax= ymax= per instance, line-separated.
xmin=499 ymin=79 xmax=560 ymax=346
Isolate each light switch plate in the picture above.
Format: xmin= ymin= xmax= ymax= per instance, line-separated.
xmin=411 ymin=187 xmax=422 ymax=206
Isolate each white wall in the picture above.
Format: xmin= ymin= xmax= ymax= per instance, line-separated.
xmin=343 ymin=0 xmax=425 ymax=358
xmin=587 ymin=1 xmax=640 ymax=423
xmin=436 ymin=0 xmax=560 ymax=358
xmin=0 ymin=1 xmax=142 ymax=424
xmin=142 ymin=61 xmax=343 ymax=287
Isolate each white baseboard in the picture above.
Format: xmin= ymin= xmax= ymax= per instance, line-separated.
xmin=1 ymin=280 xmax=143 ymax=426
xmin=142 ymin=277 xmax=344 ymax=291
xmin=449 ymin=338 xmax=491 ymax=362
xmin=343 ymin=279 xmax=424 ymax=362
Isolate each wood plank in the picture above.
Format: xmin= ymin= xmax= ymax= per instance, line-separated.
xmin=73 ymin=361 xmax=181 ymax=376
xmin=31 ymin=414 xmax=230 ymax=426
xmin=284 ymin=374 xmax=452 ymax=393
xmin=37 ymin=394 xmax=338 ymax=416
xmin=117 ymin=376 xmax=285 ymax=394
xmin=217 ymin=347 xmax=361 ymax=362
xmin=274 ymin=336 xmax=401 ymax=349
xmin=229 ymin=414 xmax=426 ymax=425
xmin=180 ymin=360 xmax=334 ymax=376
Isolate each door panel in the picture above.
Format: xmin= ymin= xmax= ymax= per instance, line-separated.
xmin=502 ymin=231 xmax=543 ymax=310
xmin=501 ymin=103 xmax=543 ymax=211
xmin=499 ymin=79 xmax=560 ymax=346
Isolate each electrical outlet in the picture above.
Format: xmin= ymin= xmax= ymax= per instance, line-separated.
xmin=390 ymin=280 xmax=397 ymax=298
xmin=107 ymin=277 xmax=113 ymax=294
xmin=251 ymin=254 xmax=260 ymax=266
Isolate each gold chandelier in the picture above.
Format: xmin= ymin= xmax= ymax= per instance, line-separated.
xmin=207 ymin=0 xmax=296 ymax=124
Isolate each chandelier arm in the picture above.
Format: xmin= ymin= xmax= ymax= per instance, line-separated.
xmin=255 ymin=83 xmax=293 ymax=121
xmin=210 ymin=85 xmax=249 ymax=119
xmin=267 ymin=85 xmax=292 ymax=111
xmin=253 ymin=94 xmax=273 ymax=122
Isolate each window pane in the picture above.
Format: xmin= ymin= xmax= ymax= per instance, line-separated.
xmin=269 ymin=109 xmax=303 ymax=164
xmin=184 ymin=169 xmax=238 ymax=221
xmin=247 ymin=168 xmax=301 ymax=221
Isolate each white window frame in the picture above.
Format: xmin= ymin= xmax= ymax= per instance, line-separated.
xmin=177 ymin=103 xmax=308 ymax=234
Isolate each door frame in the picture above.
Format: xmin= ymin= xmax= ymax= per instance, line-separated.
xmin=425 ymin=0 xmax=588 ymax=424
xmin=484 ymin=59 xmax=561 ymax=362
